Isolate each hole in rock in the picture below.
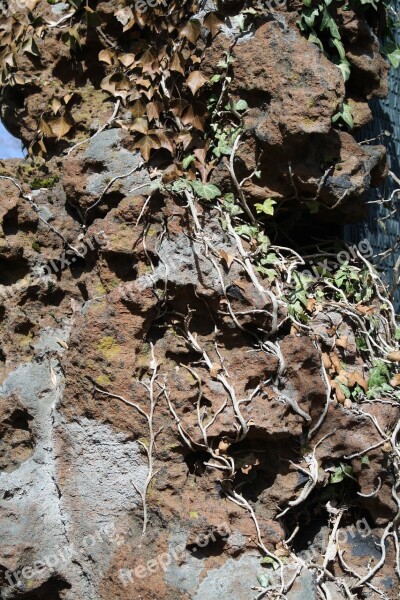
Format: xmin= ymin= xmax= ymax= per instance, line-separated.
xmin=184 ymin=449 xmax=211 ymax=477
xmin=43 ymin=288 xmax=66 ymax=307
xmin=14 ymin=320 xmax=34 ymax=335
xmin=105 ymin=253 xmax=138 ymax=281
xmin=0 ymin=402 xmax=35 ymax=472
xmin=9 ymin=576 xmax=71 ymax=599
xmin=187 ymin=531 xmax=228 ymax=559
xmin=237 ymin=89 xmax=272 ymax=110
xmin=69 ymin=256 xmax=87 ymax=279
xmin=0 ymin=255 xmax=30 ymax=286
xmin=2 ymin=206 xmax=38 ymax=236
xmin=284 ymin=476 xmax=366 ymax=554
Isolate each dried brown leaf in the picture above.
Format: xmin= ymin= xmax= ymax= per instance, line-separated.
xmin=49 ymin=115 xmax=73 ymax=140
xmin=186 ymin=70 xmax=208 ymax=95
xmin=219 ymin=249 xmax=234 ymax=269
xmin=99 ymin=49 xmax=115 ymax=65
xmin=179 ymin=19 xmax=201 ymax=44
xmin=203 ymin=12 xmax=224 ymax=38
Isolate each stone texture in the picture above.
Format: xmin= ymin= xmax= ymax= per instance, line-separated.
xmin=0 ymin=1 xmax=398 ymax=599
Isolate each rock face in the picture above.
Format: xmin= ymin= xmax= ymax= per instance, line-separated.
xmin=0 ymin=2 xmax=399 ymax=600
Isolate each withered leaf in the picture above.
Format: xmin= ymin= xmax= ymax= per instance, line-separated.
xmin=306 ymin=297 xmax=316 ymax=313
xmin=136 ymin=77 xmax=152 ymax=89
xmin=181 ymin=101 xmax=208 ymax=131
xmin=322 ymin=353 xmax=332 ymax=370
xmin=138 ymin=48 xmax=157 ymax=67
xmin=156 ymin=130 xmax=175 ymax=154
xmin=21 ymin=36 xmax=40 ymax=57
xmin=132 ymin=133 xmax=161 ymax=162
xmin=130 ymin=118 xmax=149 ymax=134
xmin=50 ymin=97 xmax=62 ymax=115
xmin=332 ymin=380 xmax=345 ymax=404
xmin=170 ymin=98 xmax=189 ymax=117
xmin=204 ymin=12 xmax=224 ymax=38
xmin=49 ymin=115 xmax=74 ymax=140
xmin=114 ymin=6 xmax=134 ymax=27
xmin=176 ymin=130 xmax=194 ymax=150
xmin=219 ymin=249 xmax=234 ymax=269
xmin=98 ymin=49 xmax=115 ymax=65
xmin=218 ymin=438 xmax=230 ymax=453
xmin=335 ymin=336 xmax=348 ymax=349
xmin=355 ymin=304 xmax=375 ymax=315
xmin=118 ymin=53 xmax=136 ymax=68
xmin=63 ymin=93 xmax=74 ymax=105
xmin=179 ymin=19 xmax=201 ymax=44
xmin=170 ymin=51 xmax=185 ymax=75
xmin=146 ymin=101 xmax=162 ymax=122
xmin=387 ymin=351 xmax=400 ymax=362
xmin=100 ymin=74 xmax=131 ymax=100
xmin=130 ymin=99 xmax=146 ymax=119
xmin=329 ymin=352 xmax=342 ymax=373
xmin=38 ymin=118 xmax=53 ymax=137
xmin=390 ymin=373 xmax=400 ymax=387
xmin=347 ymin=371 xmax=368 ymax=391
xmin=162 ymin=163 xmax=183 ymax=184
xmin=186 ymin=70 xmax=208 ymax=95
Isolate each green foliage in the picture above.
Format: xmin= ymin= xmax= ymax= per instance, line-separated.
xmin=367 ymin=360 xmax=392 ymax=397
xmin=254 ymin=198 xmax=276 ymax=216
xmin=170 ymin=178 xmax=221 ymax=201
xmin=361 ymin=455 xmax=371 ymax=466
xmin=332 ymin=102 xmax=354 ymax=129
xmin=190 ymin=180 xmax=221 ymax=201
xmin=330 ymin=463 xmax=354 ymax=484
xmin=299 ymin=0 xmax=400 ymax=95
xmin=30 ymin=175 xmax=59 ymax=190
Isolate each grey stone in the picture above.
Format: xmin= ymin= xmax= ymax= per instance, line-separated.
xmin=83 ymin=129 xmax=153 ymax=199
xmin=0 ymin=325 xmax=147 ymax=599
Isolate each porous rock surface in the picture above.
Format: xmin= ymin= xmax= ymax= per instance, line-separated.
xmin=0 ymin=2 xmax=398 ymax=600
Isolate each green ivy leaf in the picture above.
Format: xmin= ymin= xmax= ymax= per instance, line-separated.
xmin=190 ymin=180 xmax=221 ymax=201
xmin=235 ymin=224 xmax=259 ymax=240
xmin=260 ymin=557 xmax=279 ymax=570
xmin=171 ymin=178 xmax=191 ymax=193
xmin=222 ymin=194 xmax=243 ymax=216
xmin=321 ymin=7 xmax=340 ymax=39
xmin=308 ymin=33 xmax=324 ymax=50
xmin=337 ymin=59 xmax=351 ymax=81
xmin=382 ymin=43 xmax=400 ymax=68
xmin=367 ymin=360 xmax=391 ymax=396
xmin=305 ymin=200 xmax=320 ymax=213
xmin=254 ymin=198 xmax=276 ymax=216
xmin=330 ymin=38 xmax=346 ymax=60
xmin=182 ymin=155 xmax=195 ymax=169
xmin=302 ymin=7 xmax=320 ymax=28
xmin=257 ymin=573 xmax=271 ymax=588
xmin=235 ymin=99 xmax=248 ymax=112
xmin=332 ymin=102 xmax=353 ymax=129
